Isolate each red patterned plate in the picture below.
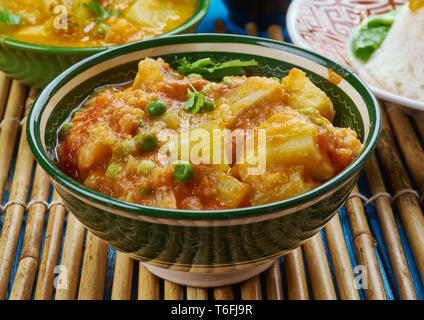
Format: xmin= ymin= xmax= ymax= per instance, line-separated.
xmin=287 ymin=0 xmax=424 ymax=112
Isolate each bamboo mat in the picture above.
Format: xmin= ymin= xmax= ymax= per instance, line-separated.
xmin=0 ymin=23 xmax=423 ymax=301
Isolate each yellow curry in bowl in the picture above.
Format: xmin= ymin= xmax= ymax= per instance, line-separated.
xmin=56 ymin=57 xmax=363 ymax=211
xmin=0 ymin=0 xmax=197 ymax=47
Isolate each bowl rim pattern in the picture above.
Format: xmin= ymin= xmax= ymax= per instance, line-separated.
xmin=27 ymin=33 xmax=382 ymax=221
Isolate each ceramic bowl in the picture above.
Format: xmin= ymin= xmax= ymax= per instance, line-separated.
xmin=0 ymin=0 xmax=209 ymax=88
xmin=27 ymin=34 xmax=381 ymax=287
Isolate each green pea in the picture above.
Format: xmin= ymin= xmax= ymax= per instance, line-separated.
xmin=58 ymin=122 xmax=73 ymax=140
xmin=135 ymin=132 xmax=158 ymax=152
xmin=114 ymin=139 xmax=136 ymax=158
xmin=162 ymin=111 xmax=180 ymax=129
xmin=203 ymin=101 xmax=215 ymax=112
xmin=140 ymin=188 xmax=152 ymax=196
xmin=173 ymin=162 xmax=194 ymax=183
xmin=147 ymin=100 xmax=167 ymax=116
xmin=137 ymin=160 xmax=156 ymax=175
xmin=270 ymin=76 xmax=282 ymax=83
xmin=222 ymin=76 xmax=232 ymax=85
xmin=72 ymin=108 xmax=84 ymax=117
xmin=97 ymin=23 xmax=109 ymax=36
xmin=106 ymin=163 xmax=122 ymax=180
xmin=187 ymin=73 xmax=203 ymax=79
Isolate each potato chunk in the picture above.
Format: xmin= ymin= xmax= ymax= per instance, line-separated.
xmin=126 ymin=0 xmax=171 ymax=27
xmin=206 ymin=169 xmax=250 ymax=208
xmin=238 ymin=165 xmax=317 ymax=206
xmin=282 ymin=68 xmax=335 ymax=121
xmin=215 ymin=77 xmax=283 ymax=127
xmin=78 ymin=138 xmax=112 ymax=170
xmin=133 ymin=58 xmax=165 ymax=90
xmin=73 ymin=0 xmax=92 ymax=27
xmin=257 ymin=108 xmax=335 ymax=181
xmin=150 ymin=188 xmax=177 ymax=209
xmin=161 ymin=120 xmax=230 ymax=172
xmin=77 ymin=124 xmax=117 ymax=170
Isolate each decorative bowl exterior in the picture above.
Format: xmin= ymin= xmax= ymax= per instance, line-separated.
xmin=0 ymin=0 xmax=209 ymax=88
xmin=27 ymin=34 xmax=381 ymax=274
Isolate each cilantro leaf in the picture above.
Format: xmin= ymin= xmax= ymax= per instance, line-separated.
xmin=180 ymin=79 xmax=215 ymax=114
xmin=176 ymin=57 xmax=258 ymax=80
xmin=87 ymin=1 xmax=121 ymax=25
xmin=0 ymin=7 xmax=23 ymax=26
xmin=87 ymin=1 xmax=103 ymax=15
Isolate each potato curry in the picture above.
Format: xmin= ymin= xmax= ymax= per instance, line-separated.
xmin=56 ymin=57 xmax=363 ymax=210
xmin=0 ymin=0 xmax=197 ymax=46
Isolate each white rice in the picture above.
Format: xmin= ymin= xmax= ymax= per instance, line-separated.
xmin=347 ymin=5 xmax=424 ymax=102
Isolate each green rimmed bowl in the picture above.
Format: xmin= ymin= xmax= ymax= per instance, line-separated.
xmin=27 ymin=34 xmax=381 ymax=287
xmin=0 ymin=0 xmax=209 ymax=89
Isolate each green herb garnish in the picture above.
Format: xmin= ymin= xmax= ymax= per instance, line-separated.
xmin=0 ymin=7 xmax=23 ymax=26
xmin=175 ymin=57 xmax=258 ymax=80
xmin=87 ymin=1 xmax=121 ymax=35
xmin=87 ymin=1 xmax=121 ymax=23
xmin=352 ymin=6 xmax=402 ymax=62
xmin=181 ymin=79 xmax=215 ymax=114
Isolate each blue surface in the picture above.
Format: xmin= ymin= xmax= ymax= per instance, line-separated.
xmin=2 ymin=0 xmax=424 ymax=300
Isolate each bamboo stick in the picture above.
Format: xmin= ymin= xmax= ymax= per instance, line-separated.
xmin=264 ymin=261 xmax=284 ymax=300
xmin=303 ymin=233 xmax=337 ymax=300
xmin=213 ymin=286 xmax=234 ymax=300
xmin=164 ymin=280 xmax=184 ymax=300
xmin=365 ymin=154 xmax=417 ymax=299
xmin=77 ymin=232 xmax=108 ymax=300
xmin=0 ymin=87 xmax=34 ymax=300
xmin=240 ymin=276 xmax=262 ymax=300
xmin=267 ymin=25 xmax=285 ymax=41
xmin=0 ymin=81 xmax=27 ymax=200
xmin=284 ymin=248 xmax=309 ymax=300
xmin=324 ymin=215 xmax=360 ymax=300
xmin=377 ymin=106 xmax=424 ymax=282
xmin=412 ymin=118 xmax=424 ymax=141
xmin=8 ymin=258 xmax=38 ymax=300
xmin=386 ymin=104 xmax=424 ymax=194
xmin=0 ymin=72 xmax=11 ymax=120
xmin=245 ymin=22 xmax=258 ymax=36
xmin=186 ymin=287 xmax=208 ymax=300
xmin=214 ymin=19 xmax=227 ymax=34
xmin=138 ymin=263 xmax=160 ymax=300
xmin=54 ymin=214 xmax=86 ymax=300
xmin=345 ymin=185 xmax=387 ymax=300
xmin=9 ymin=165 xmax=51 ymax=300
xmin=34 ymin=191 xmax=67 ymax=300
xmin=111 ymin=252 xmax=134 ymax=300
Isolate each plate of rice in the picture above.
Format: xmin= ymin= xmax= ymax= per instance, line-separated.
xmin=287 ymin=0 xmax=424 ymax=113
